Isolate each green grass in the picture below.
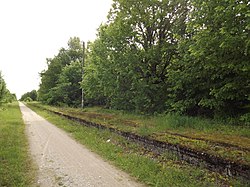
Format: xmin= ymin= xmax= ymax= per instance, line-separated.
xmin=27 ymin=103 xmax=249 ymax=187
xmin=0 ymin=102 xmax=34 ymax=186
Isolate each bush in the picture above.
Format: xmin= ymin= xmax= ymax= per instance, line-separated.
xmin=239 ymin=113 xmax=250 ymax=126
xmin=24 ymin=97 xmax=33 ymax=102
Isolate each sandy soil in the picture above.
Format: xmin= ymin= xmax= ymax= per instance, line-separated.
xmin=19 ymin=102 xmax=143 ymax=187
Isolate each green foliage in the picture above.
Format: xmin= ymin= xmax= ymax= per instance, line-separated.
xmin=240 ymin=112 xmax=250 ymax=126
xmin=20 ymin=90 xmax=37 ymax=101
xmin=38 ymin=50 xmax=70 ymax=104
xmin=167 ymin=0 xmax=250 ymax=117
xmin=38 ymin=0 xmax=249 ymax=120
xmin=24 ymin=97 xmax=33 ymax=102
xmin=0 ymin=71 xmax=16 ymax=104
xmin=83 ymin=0 xmax=188 ymax=113
xmin=0 ymin=71 xmax=7 ymax=104
xmin=54 ymin=60 xmax=82 ymax=107
xmin=38 ymin=37 xmax=83 ymax=106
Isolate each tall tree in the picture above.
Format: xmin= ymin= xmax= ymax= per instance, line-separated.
xmin=38 ymin=37 xmax=83 ymax=105
xmin=38 ymin=49 xmax=70 ymax=104
xmin=83 ymin=0 xmax=188 ymax=112
xmin=0 ymin=71 xmax=15 ymax=104
xmin=54 ymin=60 xmax=82 ymax=107
xmin=167 ymin=0 xmax=250 ymax=116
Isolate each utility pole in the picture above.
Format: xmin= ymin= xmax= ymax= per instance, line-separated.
xmin=81 ymin=41 xmax=85 ymax=108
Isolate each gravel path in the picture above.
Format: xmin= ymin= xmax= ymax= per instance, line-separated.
xmin=19 ymin=102 xmax=143 ymax=187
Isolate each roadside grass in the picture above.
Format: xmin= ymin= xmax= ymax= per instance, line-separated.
xmin=0 ymin=102 xmax=34 ymax=186
xmin=27 ymin=103 xmax=249 ymax=186
xmin=28 ymin=102 xmax=250 ymax=167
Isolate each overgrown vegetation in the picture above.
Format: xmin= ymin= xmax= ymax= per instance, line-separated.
xmin=38 ymin=0 xmax=249 ymax=122
xmin=0 ymin=102 xmax=34 ymax=186
xmin=28 ymin=102 xmax=250 ymax=172
xmin=0 ymin=71 xmax=16 ymax=105
xmin=20 ymin=90 xmax=38 ymax=102
xmin=27 ymin=103 xmax=249 ymax=187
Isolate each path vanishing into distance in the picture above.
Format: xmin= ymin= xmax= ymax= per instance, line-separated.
xmin=19 ymin=102 xmax=143 ymax=187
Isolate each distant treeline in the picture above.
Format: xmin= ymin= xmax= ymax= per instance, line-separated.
xmin=20 ymin=90 xmax=38 ymax=102
xmin=0 ymin=71 xmax=16 ymax=104
xmin=36 ymin=0 xmax=249 ymax=120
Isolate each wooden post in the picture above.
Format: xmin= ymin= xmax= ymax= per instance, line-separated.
xmin=81 ymin=41 xmax=85 ymax=108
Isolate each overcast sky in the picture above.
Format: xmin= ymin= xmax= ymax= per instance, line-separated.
xmin=0 ymin=0 xmax=113 ymax=99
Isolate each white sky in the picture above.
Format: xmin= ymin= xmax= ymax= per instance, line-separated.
xmin=0 ymin=0 xmax=113 ymax=99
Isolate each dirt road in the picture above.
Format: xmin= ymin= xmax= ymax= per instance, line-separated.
xmin=19 ymin=102 xmax=143 ymax=187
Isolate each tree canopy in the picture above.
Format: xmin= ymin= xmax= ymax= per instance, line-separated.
xmin=83 ymin=0 xmax=188 ymax=113
xmin=38 ymin=37 xmax=83 ymax=107
xmin=38 ymin=0 xmax=249 ymax=120
xmin=83 ymin=0 xmax=249 ymax=117
xmin=167 ymin=0 xmax=250 ymax=116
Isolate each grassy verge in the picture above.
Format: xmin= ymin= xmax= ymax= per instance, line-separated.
xmin=28 ymin=102 xmax=250 ymax=167
xmin=0 ymin=102 xmax=34 ymax=186
xmin=27 ymin=102 xmax=249 ymax=186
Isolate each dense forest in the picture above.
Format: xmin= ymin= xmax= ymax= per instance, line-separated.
xmin=36 ymin=0 xmax=249 ymax=121
xmin=0 ymin=71 xmax=16 ymax=104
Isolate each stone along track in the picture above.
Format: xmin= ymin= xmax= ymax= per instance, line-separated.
xmin=19 ymin=102 xmax=143 ymax=187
